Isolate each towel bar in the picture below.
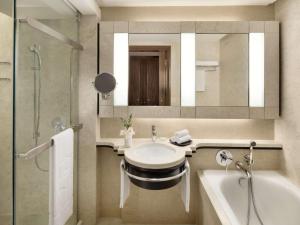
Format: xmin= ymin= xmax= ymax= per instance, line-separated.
xmin=16 ymin=123 xmax=83 ymax=160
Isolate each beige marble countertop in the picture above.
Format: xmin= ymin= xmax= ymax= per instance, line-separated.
xmin=96 ymin=138 xmax=282 ymax=156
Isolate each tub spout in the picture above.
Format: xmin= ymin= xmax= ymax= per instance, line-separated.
xmin=235 ymin=161 xmax=251 ymax=178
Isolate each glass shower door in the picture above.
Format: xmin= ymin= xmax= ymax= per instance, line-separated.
xmin=14 ymin=1 xmax=80 ymax=224
xmin=0 ymin=0 xmax=14 ymax=224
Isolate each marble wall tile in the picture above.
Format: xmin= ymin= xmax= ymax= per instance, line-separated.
xmin=114 ymin=21 xmax=129 ymax=33
xmin=79 ymin=16 xmax=98 ymax=225
xmin=180 ymin=21 xmax=196 ymax=33
xmin=100 ymin=118 xmax=274 ymax=140
xmin=196 ymin=21 xmax=249 ymax=33
xmin=181 ymin=107 xmax=196 ymax=118
xmin=275 ymin=0 xmax=300 ymax=185
xmin=129 ymin=22 xmax=181 ymax=33
xmin=101 ymin=6 xmax=275 ymax=22
xmin=196 ymin=107 xmax=249 ymax=119
xmin=250 ymin=107 xmax=265 ymax=119
xmin=128 ymin=106 xmax=181 ymax=118
xmin=113 ymin=106 xmax=128 ymax=118
xmin=99 ymin=106 xmax=114 ymax=118
xmin=250 ymin=21 xmax=265 ymax=33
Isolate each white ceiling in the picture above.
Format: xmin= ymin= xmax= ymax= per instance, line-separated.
xmin=97 ymin=0 xmax=277 ymax=7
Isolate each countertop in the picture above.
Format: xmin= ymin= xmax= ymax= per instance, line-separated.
xmin=96 ymin=138 xmax=282 ymax=156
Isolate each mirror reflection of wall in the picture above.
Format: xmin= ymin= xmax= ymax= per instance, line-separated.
xmin=128 ymin=34 xmax=180 ymax=106
xmin=195 ymin=34 xmax=249 ymax=107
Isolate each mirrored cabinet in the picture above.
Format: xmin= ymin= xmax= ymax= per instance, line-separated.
xmin=99 ymin=21 xmax=279 ymax=119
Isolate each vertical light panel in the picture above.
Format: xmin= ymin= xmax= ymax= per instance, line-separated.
xmin=181 ymin=33 xmax=195 ymax=106
xmin=249 ymin=33 xmax=264 ymax=107
xmin=114 ymin=33 xmax=129 ymax=106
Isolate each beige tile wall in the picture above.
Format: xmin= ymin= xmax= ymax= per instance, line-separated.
xmin=275 ymin=0 xmax=300 ymax=185
xmin=0 ymin=12 xmax=13 ymax=225
xmin=79 ymin=16 xmax=98 ymax=225
xmin=100 ymin=118 xmax=274 ymax=140
xmin=101 ymin=6 xmax=275 ymax=21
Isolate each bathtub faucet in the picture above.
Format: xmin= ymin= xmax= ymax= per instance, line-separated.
xmin=151 ymin=125 xmax=157 ymax=142
xmin=244 ymin=141 xmax=256 ymax=167
xmin=235 ymin=141 xmax=257 ymax=177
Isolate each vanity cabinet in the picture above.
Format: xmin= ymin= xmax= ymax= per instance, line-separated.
xmin=98 ymin=21 xmax=280 ymax=119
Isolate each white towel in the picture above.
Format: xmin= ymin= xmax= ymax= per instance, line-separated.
xmin=49 ymin=128 xmax=74 ymax=225
xmin=181 ymin=160 xmax=190 ymax=213
xmin=175 ymin=134 xmax=192 ymax=144
xmin=175 ymin=129 xmax=189 ymax=138
xmin=120 ymin=159 xmax=130 ymax=208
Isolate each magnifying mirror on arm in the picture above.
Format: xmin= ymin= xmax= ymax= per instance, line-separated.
xmin=94 ymin=73 xmax=116 ymax=99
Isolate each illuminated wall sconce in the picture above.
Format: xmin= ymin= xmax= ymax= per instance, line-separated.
xmin=249 ymin=33 xmax=265 ymax=107
xmin=181 ymin=33 xmax=196 ymax=106
xmin=114 ymin=33 xmax=129 ymax=106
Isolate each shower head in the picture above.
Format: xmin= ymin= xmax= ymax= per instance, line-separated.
xmin=29 ymin=44 xmax=40 ymax=53
xmin=29 ymin=44 xmax=42 ymax=69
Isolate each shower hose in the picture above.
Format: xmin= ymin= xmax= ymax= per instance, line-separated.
xmin=247 ymin=174 xmax=264 ymax=225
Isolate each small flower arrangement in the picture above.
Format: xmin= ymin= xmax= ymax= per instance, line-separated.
xmin=120 ymin=113 xmax=133 ymax=130
xmin=120 ymin=114 xmax=135 ymax=147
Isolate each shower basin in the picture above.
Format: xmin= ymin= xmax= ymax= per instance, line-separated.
xmin=123 ymin=142 xmax=186 ymax=190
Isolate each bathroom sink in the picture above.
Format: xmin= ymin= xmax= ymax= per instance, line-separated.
xmin=124 ymin=142 xmax=185 ymax=169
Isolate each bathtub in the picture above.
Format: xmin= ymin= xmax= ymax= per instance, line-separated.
xmin=199 ymin=170 xmax=300 ymax=225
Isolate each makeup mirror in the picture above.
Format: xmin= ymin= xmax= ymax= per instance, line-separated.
xmin=94 ymin=73 xmax=116 ymax=99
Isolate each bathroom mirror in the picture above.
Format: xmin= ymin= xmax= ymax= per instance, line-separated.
xmin=94 ymin=73 xmax=116 ymax=99
xmin=128 ymin=34 xmax=181 ymax=106
xmin=99 ymin=21 xmax=279 ymax=119
xmin=195 ymin=34 xmax=249 ymax=106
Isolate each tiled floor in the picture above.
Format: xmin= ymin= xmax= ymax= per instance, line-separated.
xmin=97 ymin=217 xmax=195 ymax=225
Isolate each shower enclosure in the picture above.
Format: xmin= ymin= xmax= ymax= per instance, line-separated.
xmin=3 ymin=0 xmax=82 ymax=224
xmin=0 ymin=0 xmax=14 ymax=224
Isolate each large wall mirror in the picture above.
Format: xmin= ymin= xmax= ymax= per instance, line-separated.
xmin=99 ymin=21 xmax=279 ymax=119
xmin=195 ymin=34 xmax=249 ymax=106
xmin=128 ymin=34 xmax=180 ymax=106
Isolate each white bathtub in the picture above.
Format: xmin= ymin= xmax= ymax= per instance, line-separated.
xmin=199 ymin=170 xmax=300 ymax=225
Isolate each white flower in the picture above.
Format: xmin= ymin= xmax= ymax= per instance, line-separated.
xmin=120 ymin=127 xmax=135 ymax=136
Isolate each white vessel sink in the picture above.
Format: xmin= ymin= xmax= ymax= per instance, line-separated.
xmin=125 ymin=142 xmax=185 ymax=169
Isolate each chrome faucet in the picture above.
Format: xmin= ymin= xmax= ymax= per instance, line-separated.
xmin=151 ymin=125 xmax=157 ymax=142
xmin=235 ymin=141 xmax=257 ymax=177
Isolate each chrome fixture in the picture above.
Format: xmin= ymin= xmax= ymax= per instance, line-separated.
xmin=16 ymin=124 xmax=83 ymax=160
xmin=235 ymin=141 xmax=256 ymax=176
xmin=93 ymin=73 xmax=116 ymax=99
xmin=216 ymin=150 xmax=233 ymax=167
xmin=51 ymin=117 xmax=66 ymax=133
xmin=235 ymin=161 xmax=251 ymax=177
xmin=29 ymin=44 xmax=44 ymax=171
xmin=235 ymin=141 xmax=264 ymax=225
xmin=151 ymin=125 xmax=157 ymax=142
xmin=29 ymin=44 xmax=42 ymax=146
xmin=20 ymin=17 xmax=83 ymax=50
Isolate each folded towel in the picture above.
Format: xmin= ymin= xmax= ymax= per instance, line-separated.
xmin=175 ymin=129 xmax=189 ymax=138
xmin=49 ymin=128 xmax=74 ymax=225
xmin=175 ymin=134 xmax=192 ymax=144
